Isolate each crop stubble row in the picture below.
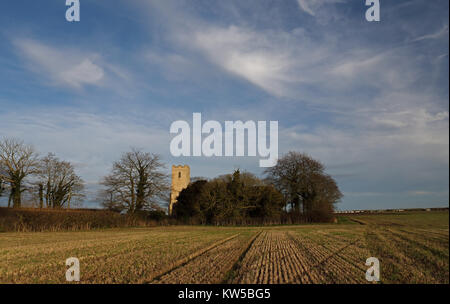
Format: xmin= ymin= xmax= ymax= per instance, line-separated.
xmin=150 ymin=229 xmax=371 ymax=284
xmin=1 ymin=220 xmax=447 ymax=284
xmin=0 ymin=229 xmax=239 ymax=283
xmin=228 ymin=230 xmax=370 ymax=284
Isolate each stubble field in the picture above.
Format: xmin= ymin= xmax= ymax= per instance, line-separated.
xmin=0 ymin=211 xmax=448 ymax=284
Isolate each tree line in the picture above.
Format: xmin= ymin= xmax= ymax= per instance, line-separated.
xmin=173 ymin=170 xmax=284 ymax=224
xmin=0 ymin=138 xmax=169 ymax=213
xmin=0 ymin=137 xmax=342 ymax=223
xmin=172 ymin=152 xmax=342 ymax=224
xmin=0 ymin=138 xmax=84 ymax=208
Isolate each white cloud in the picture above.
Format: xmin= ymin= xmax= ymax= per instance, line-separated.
xmin=330 ymin=55 xmax=382 ymax=78
xmin=190 ymin=26 xmax=289 ymax=94
xmin=60 ymin=59 xmax=104 ymax=87
xmin=412 ymin=25 xmax=449 ymax=42
xmin=140 ymin=1 xmax=444 ymax=108
xmin=296 ymin=0 xmax=345 ymax=16
xmin=178 ymin=25 xmax=329 ymax=98
xmin=14 ymin=39 xmax=105 ymax=88
xmin=179 ymin=22 xmax=431 ymax=110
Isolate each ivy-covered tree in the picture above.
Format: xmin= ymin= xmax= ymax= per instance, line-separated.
xmin=173 ymin=170 xmax=285 ymax=224
xmin=0 ymin=138 xmax=39 ymax=208
xmin=36 ymin=153 xmax=85 ymax=208
xmin=0 ymin=178 xmax=4 ymax=197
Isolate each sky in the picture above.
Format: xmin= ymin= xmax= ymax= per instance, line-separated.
xmin=0 ymin=0 xmax=448 ymax=210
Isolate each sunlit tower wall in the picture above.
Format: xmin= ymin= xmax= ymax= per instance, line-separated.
xmin=169 ymin=165 xmax=190 ymax=215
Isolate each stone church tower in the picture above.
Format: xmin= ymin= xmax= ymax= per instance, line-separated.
xmin=169 ymin=165 xmax=190 ymax=215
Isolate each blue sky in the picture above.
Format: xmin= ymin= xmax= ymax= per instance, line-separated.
xmin=0 ymin=0 xmax=448 ymax=210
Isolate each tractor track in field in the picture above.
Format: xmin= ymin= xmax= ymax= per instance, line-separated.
xmin=286 ymin=232 xmax=366 ymax=283
xmin=221 ymin=231 xmax=263 ymax=283
xmin=1 ymin=213 xmax=447 ymax=284
xmin=230 ymin=231 xmax=314 ymax=283
xmin=146 ymin=233 xmax=240 ymax=283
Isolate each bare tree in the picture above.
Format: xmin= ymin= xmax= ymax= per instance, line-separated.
xmin=36 ymin=153 xmax=85 ymax=208
xmin=264 ymin=151 xmax=342 ymax=219
xmin=100 ymin=149 xmax=169 ymax=213
xmin=0 ymin=138 xmax=39 ymax=208
xmin=98 ymin=188 xmax=123 ymax=212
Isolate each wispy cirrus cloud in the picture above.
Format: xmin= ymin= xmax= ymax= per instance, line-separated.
xmin=14 ymin=39 xmax=104 ymax=88
xmin=1 ymin=0 xmax=447 ymax=210
xmin=183 ymin=26 xmax=299 ymax=98
xmin=296 ymin=0 xmax=346 ymax=16
xmin=13 ymin=38 xmax=134 ymax=91
xmin=412 ymin=24 xmax=449 ymax=42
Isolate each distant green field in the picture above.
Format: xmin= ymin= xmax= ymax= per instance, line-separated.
xmin=346 ymin=211 xmax=449 ymax=228
xmin=0 ymin=211 xmax=448 ymax=284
